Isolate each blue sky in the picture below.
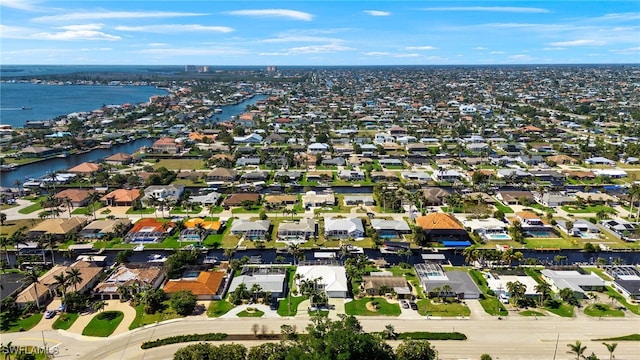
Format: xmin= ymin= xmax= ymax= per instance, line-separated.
xmin=1 ymin=1 xmax=639 ymax=65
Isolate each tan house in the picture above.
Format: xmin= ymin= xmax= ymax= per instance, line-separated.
xmin=361 ymin=275 xmax=412 ymax=298
xmin=100 ymin=189 xmax=141 ymax=206
xmin=67 ymin=162 xmax=102 ymax=175
xmin=105 ymin=152 xmax=134 ymax=165
xmin=206 ymin=168 xmax=237 ymax=182
xmin=153 ymin=137 xmax=182 ymax=153
xmin=163 ymin=271 xmax=227 ymax=300
xmin=222 ymin=193 xmax=260 ymax=208
xmin=16 ymin=260 xmax=103 ymax=308
xmin=28 ymin=217 xmax=86 ymax=240
xmin=93 ymin=265 xmax=164 ymax=300
xmin=54 ymin=189 xmax=94 ymax=208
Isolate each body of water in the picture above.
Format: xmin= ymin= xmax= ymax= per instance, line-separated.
xmin=0 ymin=83 xmax=167 ymax=128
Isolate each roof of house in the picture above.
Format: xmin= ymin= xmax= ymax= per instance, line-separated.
xmin=361 ymin=275 xmax=409 ymax=291
xmin=68 ymin=162 xmax=101 ymax=174
xmin=82 ymin=219 xmax=131 ymax=232
xmin=93 ymin=265 xmax=163 ymax=294
xmin=231 ymin=220 xmax=271 ymax=232
xmin=223 ymin=193 xmax=260 ymax=206
xmin=128 ymin=218 xmax=174 ymax=234
xmin=29 ymin=217 xmax=86 ymax=235
xmin=264 ymin=195 xmax=299 ymax=204
xmin=540 ymin=269 xmax=605 ymax=292
xmin=278 ymin=218 xmax=316 ymax=233
xmin=163 ymin=271 xmax=226 ymax=296
xmin=370 ymin=219 xmax=411 ymax=232
xmin=184 ymin=218 xmax=221 ymax=232
xmin=105 ymin=152 xmax=133 ymax=162
xmin=415 ymin=213 xmax=464 ymax=230
xmin=54 ymin=188 xmax=94 ymax=202
xmin=295 ymin=265 xmax=348 ymax=294
xmin=515 ymin=211 xmax=541 ymax=219
xmin=207 ymin=168 xmax=237 ymax=178
xmin=16 ymin=261 xmax=102 ymax=304
xmin=324 ymin=217 xmax=364 ymax=233
xmin=100 ymin=189 xmax=141 ymax=203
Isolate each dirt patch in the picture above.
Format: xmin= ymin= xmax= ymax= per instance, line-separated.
xmin=365 ymin=301 xmax=379 ymax=312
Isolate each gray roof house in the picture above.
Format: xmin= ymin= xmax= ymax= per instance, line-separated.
xmin=230 ymin=220 xmax=271 ymax=240
xmin=540 ymin=269 xmax=605 ymax=299
xmin=415 ymin=263 xmax=480 ymax=299
xmin=188 ymin=191 xmax=222 ymax=205
xmin=370 ymin=219 xmax=411 ymax=237
xmin=228 ymin=266 xmax=287 ymax=299
xmin=324 ymin=217 xmax=365 ymax=239
xmin=142 ymin=184 xmax=185 ymax=204
xmin=343 ymin=195 xmax=374 ymax=206
xmin=278 ymin=219 xmax=317 ymax=242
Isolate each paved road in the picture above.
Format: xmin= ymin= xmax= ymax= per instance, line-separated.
xmin=3 ymin=311 xmax=639 ymax=360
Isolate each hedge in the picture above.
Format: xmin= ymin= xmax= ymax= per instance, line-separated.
xmin=141 ymin=333 xmax=228 ymax=349
xmin=396 ymin=332 xmax=467 ymax=340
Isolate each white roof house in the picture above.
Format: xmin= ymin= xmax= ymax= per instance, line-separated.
xmin=302 ymin=191 xmax=335 ymax=207
xmin=484 ymin=272 xmax=539 ymax=297
xmin=324 ymin=217 xmax=365 ymax=239
xmin=295 ymin=265 xmax=349 ymax=298
xmin=540 ymin=269 xmax=605 ymax=299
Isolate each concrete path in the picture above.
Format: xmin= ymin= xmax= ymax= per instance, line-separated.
xmin=106 ymin=300 xmax=137 ymax=336
xmin=219 ymin=303 xmax=280 ymax=319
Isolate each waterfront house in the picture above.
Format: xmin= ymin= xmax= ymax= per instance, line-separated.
xmin=67 ymin=162 xmax=102 ymax=175
xmin=230 ymin=219 xmax=271 ymax=240
xmin=163 ymin=270 xmax=228 ymax=300
xmin=229 ymin=265 xmax=287 ymax=299
xmin=324 ymin=217 xmax=365 ymax=239
xmin=79 ymin=219 xmax=131 ymax=240
xmin=28 ymin=218 xmax=86 ymax=240
xmin=416 ymin=263 xmax=480 ymax=299
xmin=153 ymin=137 xmax=182 ymax=153
xmin=222 ymin=193 xmax=260 ymax=208
xmin=361 ymin=274 xmax=411 ymax=298
xmin=93 ymin=264 xmax=165 ymax=300
xmin=100 ymin=189 xmax=141 ymax=207
xmin=421 ymin=187 xmax=453 ymax=206
xmin=20 ymin=146 xmax=58 ymax=158
xmin=535 ymin=192 xmax=576 ymax=207
xmin=343 ymin=195 xmax=374 ymax=206
xmin=264 ymin=194 xmax=299 ymax=207
xmin=585 ymin=157 xmax=616 ymax=166
xmin=462 ymin=218 xmax=511 ymax=241
xmin=104 ymin=152 xmax=134 ymax=165
xmin=188 ymin=191 xmax=222 ymax=205
xmin=233 ymin=133 xmax=263 ymax=144
xmin=370 ymin=219 xmax=411 ymax=238
xmin=206 ymin=168 xmax=237 ymax=182
xmin=415 ymin=213 xmax=470 ymax=244
xmin=142 ymin=185 xmax=185 ymax=205
xmin=496 ymin=190 xmax=534 ymax=206
xmin=124 ymin=218 xmax=174 ymax=243
xmin=302 ymin=191 xmax=335 ymax=207
xmin=540 ymin=269 xmax=605 ymax=299
xmin=294 ymin=265 xmax=349 ymax=298
xmin=277 ymin=218 xmax=317 ymax=242
xmin=54 ymin=189 xmax=94 ymax=208
xmin=604 ymin=266 xmax=640 ymax=301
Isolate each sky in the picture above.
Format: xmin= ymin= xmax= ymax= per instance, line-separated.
xmin=1 ymin=0 xmax=639 ymax=65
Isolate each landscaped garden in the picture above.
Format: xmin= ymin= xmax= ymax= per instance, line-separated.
xmin=129 ymin=302 xmax=181 ymax=329
xmin=82 ymin=311 xmax=124 ymax=337
xmin=344 ymin=297 xmax=401 ymax=316
xmin=52 ymin=312 xmax=79 ymax=330
xmin=0 ymin=312 xmax=43 ymax=333
xmin=584 ymin=303 xmax=625 ymax=317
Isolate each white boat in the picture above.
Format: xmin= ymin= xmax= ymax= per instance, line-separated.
xmin=133 ymin=244 xmax=145 ymax=252
xmin=214 ymin=108 xmax=223 ymax=113
xmin=147 ymin=254 xmax=168 ymax=263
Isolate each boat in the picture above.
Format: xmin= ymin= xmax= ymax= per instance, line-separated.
xmin=214 ymin=108 xmax=223 ymax=113
xmin=147 ymin=254 xmax=168 ymax=263
xmin=133 ymin=244 xmax=145 ymax=252
xmin=0 ymin=164 xmax=18 ymax=172
xmin=203 ymin=254 xmax=219 ymax=264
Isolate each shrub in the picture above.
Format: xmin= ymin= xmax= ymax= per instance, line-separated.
xmin=141 ymin=333 xmax=228 ymax=349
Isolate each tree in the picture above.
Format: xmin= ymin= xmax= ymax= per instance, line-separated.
xmin=52 ymin=272 xmax=69 ymax=300
xmin=246 ymin=343 xmax=289 ymax=360
xmin=141 ymin=288 xmax=165 ymax=314
xmin=170 ymin=290 xmax=197 ymax=316
xmin=395 ymin=339 xmax=438 ymax=360
xmin=66 ymin=268 xmax=83 ymax=292
xmin=39 ymin=233 xmax=59 ymax=266
xmin=480 ymin=355 xmax=493 ymax=360
xmin=25 ymin=268 xmax=42 ymax=309
xmin=115 ymin=249 xmax=133 ymax=264
xmin=534 ymin=282 xmax=552 ymax=306
xmin=506 ymin=281 xmax=526 ymax=307
xmin=559 ymin=288 xmax=579 ymax=306
xmin=383 ymin=324 xmax=397 ymax=340
xmin=174 ymin=343 xmax=247 ymax=360
xmin=92 ymin=300 xmax=106 ymax=313
xmin=0 ymin=213 xmax=6 ymax=227
xmin=566 ymin=340 xmax=588 ymax=360
xmin=602 ymin=342 xmax=617 ymax=360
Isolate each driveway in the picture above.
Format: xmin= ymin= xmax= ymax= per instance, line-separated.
xmin=220 ymin=304 xmax=280 ymax=319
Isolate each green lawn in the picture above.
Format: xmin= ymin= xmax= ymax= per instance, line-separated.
xmin=520 ymin=310 xmax=546 ymax=317
xmin=594 ymin=334 xmax=640 ymax=341
xmin=479 ymin=297 xmax=509 ymax=316
xmin=237 ymin=309 xmax=264 ymax=317
xmin=584 ymin=303 xmax=625 ymax=317
xmin=344 ymin=298 xmax=401 ymax=316
xmin=494 ymin=202 xmax=515 ymax=214
xmin=18 ymin=201 xmax=44 ymax=214
xmin=583 ymin=267 xmax=614 ymax=281
xmin=0 ymin=313 xmax=43 ymax=332
xmin=604 ymin=286 xmax=640 ymax=315
xmin=169 ymin=206 xmax=202 ymax=215
xmin=126 ymin=207 xmax=156 ymax=214
xmin=83 ymin=311 xmax=123 ymax=337
xmin=544 ymin=303 xmax=574 ymax=317
xmin=153 ymin=159 xmax=205 ymax=170
xmin=129 ymin=303 xmax=181 ymax=329
xmin=417 ymin=299 xmax=471 ymax=317
xmin=71 ymin=202 xmax=104 ymax=215
xmin=561 ymin=205 xmax=617 ymax=214
xmin=231 ymin=206 xmax=263 ymax=214
xmin=52 ymin=312 xmax=79 ymax=330
xmin=207 ymin=300 xmax=234 ymax=317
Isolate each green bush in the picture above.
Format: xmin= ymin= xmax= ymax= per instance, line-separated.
xmin=396 ymin=332 xmax=467 ymax=340
xmin=141 ymin=333 xmax=228 ymax=349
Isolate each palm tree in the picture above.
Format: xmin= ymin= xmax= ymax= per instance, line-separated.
xmin=440 ymin=284 xmax=453 ymax=301
xmin=63 ymin=197 xmax=73 ymax=218
xmin=506 ymin=281 xmax=526 ymax=307
xmin=383 ymin=324 xmax=397 ymax=340
xmin=462 ymin=247 xmax=479 ymax=266
xmin=39 ymin=233 xmax=58 ymax=266
xmin=52 ymin=272 xmax=69 ymax=299
xmin=0 ymin=236 xmax=12 ymax=268
xmin=566 ymin=340 xmax=587 ymax=360
xmin=287 ymin=243 xmax=303 ymax=265
xmin=92 ymin=300 xmax=106 ymax=313
xmin=602 ymin=342 xmax=617 ymax=360
xmin=628 ymin=184 xmax=640 ymax=219
xmin=66 ymin=268 xmax=83 ymax=292
xmin=25 ymin=268 xmax=42 ymax=309
xmin=534 ymin=282 xmax=552 ymax=306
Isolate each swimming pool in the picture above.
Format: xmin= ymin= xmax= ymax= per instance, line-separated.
xmin=485 ymin=233 xmax=511 ymax=240
xmin=526 ymin=231 xmax=554 ymax=238
xmin=183 ymin=271 xmax=201 ymax=278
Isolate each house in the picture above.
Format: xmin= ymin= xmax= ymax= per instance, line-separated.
xmin=600 ymin=219 xmax=638 ymax=241
xmin=54 ymin=189 xmax=94 ymax=207
xmin=401 ymin=171 xmax=431 ymax=183
xmin=361 ymin=274 xmax=412 ymax=298
xmin=535 ymin=192 xmax=576 ymax=207
xmin=184 ymin=218 xmax=222 ymax=233
xmin=585 ymin=157 xmax=616 ymax=166
xmin=20 ymin=146 xmax=57 ymax=158
xmin=93 ymin=265 xmax=164 ymax=300
xmin=416 ymin=263 xmax=480 ymax=299
xmin=100 ymin=189 xmax=141 ymax=206
xmin=462 ymin=218 xmax=511 ymax=241
xmin=153 ymin=137 xmax=182 ymax=153
xmin=432 ymin=169 xmax=464 ymax=183
xmin=484 ymin=272 xmax=539 ymax=299
xmin=240 ymin=171 xmax=270 ymax=182
xmin=324 ymin=217 xmax=365 ymax=239
xmin=302 ymin=191 xmax=335 ymax=207
xmin=388 ymin=125 xmax=408 ymax=137
xmin=236 ymin=156 xmax=261 ymax=167
xmin=229 ymin=265 xmax=287 ymax=299
xmin=322 ymin=157 xmax=346 ymax=167
xmin=295 ymin=265 xmax=349 ymax=298
xmin=556 ymin=219 xmax=600 ymax=238
xmin=16 ymin=261 xmax=103 ymax=308
xmin=515 ymin=211 xmax=545 ymax=226
xmin=308 ymin=143 xmax=330 ymax=153
xmin=104 ymin=152 xmax=134 ymax=165
xmin=142 ymin=185 xmax=185 ymax=205
xmin=206 ymin=168 xmax=237 ymax=182
xmin=28 ymin=218 xmax=86 ymax=240
xmin=378 ymin=158 xmax=404 ymax=167
xmin=343 ymin=195 xmax=375 ymax=206
xmin=305 ymin=171 xmax=334 ymax=182
xmin=370 ymin=171 xmax=399 ymax=182
xmin=374 ymin=133 xmax=395 ymax=144
xmin=496 ymin=190 xmax=535 ymax=206
xmin=415 ymin=213 xmax=470 ymax=244
xmin=67 ymin=162 xmax=102 ymax=175
xmin=230 ymin=220 xmax=271 ymax=240
xmin=540 ymin=269 xmax=605 ymax=299
xmin=278 ymin=219 xmax=317 ymax=242
xmin=233 ymin=133 xmax=263 ymax=144
xmin=546 ymin=154 xmax=579 ymax=165
xmin=163 ymin=270 xmax=228 ymax=300
xmin=516 ymin=155 xmax=544 ymax=166
xmin=496 ymin=169 xmax=532 ymax=182
xmin=188 ymin=191 xmax=222 ymax=205
xmin=222 ymin=193 xmax=260 ymax=208
xmin=264 ymin=195 xmax=299 ymax=207
xmin=274 ymin=171 xmax=303 ymax=182
xmin=604 ymin=266 xmax=640 ymax=300
xmin=530 ymin=170 xmax=567 ymax=186
xmin=422 ymin=187 xmax=453 ymax=206
xmin=370 ymin=219 xmax=411 ymax=238
xmin=79 ymin=219 xmax=131 ymax=240
xmin=125 ymin=218 xmax=174 ymax=243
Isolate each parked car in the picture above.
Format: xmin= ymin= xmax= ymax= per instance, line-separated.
xmin=409 ymin=301 xmax=418 ymax=310
xmin=44 ymin=310 xmax=56 ymax=319
xmin=400 ymin=300 xmax=409 ymax=309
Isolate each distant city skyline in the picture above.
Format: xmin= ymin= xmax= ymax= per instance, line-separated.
xmin=1 ymin=0 xmax=639 ymax=65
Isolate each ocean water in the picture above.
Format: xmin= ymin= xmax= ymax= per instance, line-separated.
xmin=0 ymin=82 xmax=167 ymax=127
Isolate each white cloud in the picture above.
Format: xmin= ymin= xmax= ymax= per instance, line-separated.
xmin=80 ymin=47 xmax=112 ymax=51
xmin=60 ymin=24 xmax=103 ymax=31
xmin=508 ymin=54 xmax=533 ymax=60
xmin=288 ymin=44 xmax=353 ymax=54
xmin=542 ymin=47 xmax=566 ymax=51
xmin=489 ymin=51 xmax=505 ymax=54
xmin=33 ymin=11 xmax=206 ymax=22
xmin=548 ymin=39 xmax=606 ymax=46
xmin=610 ymin=46 xmax=640 ymax=54
xmin=148 ymin=43 xmax=168 ymax=47
xmin=473 ymin=47 xmax=487 ymax=50
xmin=404 ymin=46 xmax=437 ymax=50
xmin=262 ymin=35 xmax=343 ymax=43
xmin=421 ymin=7 xmax=550 ymax=13
xmin=364 ymin=10 xmax=391 ymax=16
xmin=394 ymin=53 xmax=420 ymax=58
xmin=115 ymin=24 xmax=234 ymax=33
xmin=364 ymin=52 xmax=390 ymax=56
xmin=32 ymin=29 xmax=121 ymax=41
xmin=0 ymin=0 xmax=43 ymax=11
xmin=226 ymin=9 xmax=313 ymax=21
